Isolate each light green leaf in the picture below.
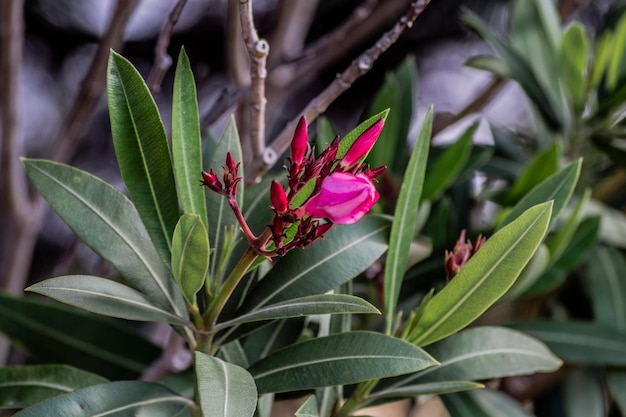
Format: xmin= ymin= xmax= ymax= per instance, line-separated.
xmin=370 ymin=381 xmax=482 ymax=401
xmin=249 ymin=331 xmax=437 ymax=394
xmin=498 ymin=159 xmax=580 ymax=230
xmin=607 ymin=13 xmax=626 ymax=91
xmin=14 ymin=381 xmax=193 ymax=417
xmin=421 ymin=122 xmax=475 ymax=202
xmin=502 ymin=243 xmax=550 ymax=301
xmin=465 ymin=55 xmax=511 ymax=77
xmin=195 ymin=352 xmax=257 ymax=417
xmin=337 ymin=109 xmax=389 ymax=159
xmin=0 ymin=293 xmax=161 ymax=380
xmin=22 ymin=159 xmax=186 ymax=317
xmin=107 ymin=50 xmax=180 ymax=267
xmin=26 ymin=276 xmax=188 ymax=324
xmin=172 ymin=213 xmax=210 ymax=304
xmin=215 ymin=294 xmax=379 ymax=331
xmin=608 ymin=370 xmax=626 ymax=416
xmin=410 ymin=202 xmax=552 ymax=346
xmin=384 ymin=107 xmax=432 ymax=334
xmin=560 ymin=23 xmax=589 ymax=113
xmin=511 ymin=321 xmax=626 ymax=365
xmin=295 ymin=395 xmax=319 ymax=417
xmin=443 ymin=389 xmax=535 ymax=417
xmin=289 ymin=177 xmax=317 ymax=209
xmin=172 ymin=48 xmax=207 ymax=220
xmin=590 ymin=32 xmax=613 ymax=89
xmin=0 ymin=365 xmax=108 ymax=410
xmin=586 ymin=246 xmax=626 ymax=332
xmin=564 ymin=368 xmax=605 ymax=417
xmin=241 ymin=216 xmax=389 ymax=311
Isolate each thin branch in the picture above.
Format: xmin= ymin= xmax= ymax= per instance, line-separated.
xmin=247 ymin=0 xmax=431 ymax=183
xmin=148 ymin=0 xmax=189 ymax=94
xmin=239 ymin=0 xmax=269 ymax=161
xmin=51 ymin=0 xmax=139 ymax=163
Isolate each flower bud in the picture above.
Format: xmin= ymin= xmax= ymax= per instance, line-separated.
xmin=444 ymin=230 xmax=486 ymax=280
xmin=270 ymin=180 xmax=289 ymax=213
xmin=341 ymin=118 xmax=385 ymax=169
xmin=291 ymin=116 xmax=308 ymax=166
xmin=201 ymin=169 xmax=223 ymax=193
xmin=304 ymin=172 xmax=379 ymax=224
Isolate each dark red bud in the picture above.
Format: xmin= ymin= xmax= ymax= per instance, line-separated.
xmin=270 ymin=180 xmax=289 ymax=213
xmin=314 ymin=222 xmax=333 ymax=239
xmin=225 ymin=152 xmax=236 ymax=172
xmin=365 ymin=165 xmax=387 ymax=180
xmin=291 ymin=116 xmax=308 ymax=166
xmin=201 ymin=169 xmax=223 ymax=192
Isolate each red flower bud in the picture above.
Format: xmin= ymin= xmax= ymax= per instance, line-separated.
xmin=444 ymin=230 xmax=486 ymax=280
xmin=270 ymin=180 xmax=289 ymax=213
xmin=314 ymin=222 xmax=333 ymax=239
xmin=341 ymin=118 xmax=385 ymax=169
xmin=291 ymin=116 xmax=308 ymax=166
xmin=201 ymin=169 xmax=223 ymax=193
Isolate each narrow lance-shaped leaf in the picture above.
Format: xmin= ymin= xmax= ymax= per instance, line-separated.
xmin=443 ymin=389 xmax=536 ymax=417
xmin=107 ymin=50 xmax=180 ymax=267
xmin=564 ymin=368 xmax=606 ymax=417
xmin=384 ymin=107 xmax=432 ymax=334
xmin=0 ymin=365 xmax=108 ymax=410
xmin=249 ymin=331 xmax=437 ymax=394
xmin=22 ymin=159 xmax=187 ymax=318
xmin=365 ymin=74 xmax=401 ymax=171
xmin=195 ymin=352 xmax=257 ymax=417
xmin=172 ymin=48 xmax=207 ymax=220
xmin=586 ymin=246 xmax=626 ymax=332
xmin=13 ymin=381 xmax=193 ymax=417
xmin=172 ymin=214 xmax=210 ymax=305
xmin=26 ymin=276 xmax=189 ymax=325
xmin=410 ymin=202 xmax=553 ymax=346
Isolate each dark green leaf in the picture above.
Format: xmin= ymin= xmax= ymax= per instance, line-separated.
xmin=22 ymin=159 xmax=187 ymax=317
xmin=564 ymin=368 xmax=605 ymax=417
xmin=26 ymin=276 xmax=188 ymax=324
xmin=195 ymin=352 xmax=257 ymax=417
xmin=0 ymin=365 xmax=107 ymax=410
xmin=249 ymin=332 xmax=437 ymax=393
xmin=370 ymin=381 xmax=482 ymax=401
xmin=510 ymin=321 xmax=626 ymax=365
xmin=608 ymin=370 xmax=626 ymax=416
xmin=443 ymin=389 xmax=535 ymax=417
xmin=0 ymin=292 xmax=161 ymax=380
xmin=393 ymin=55 xmax=418 ymax=173
xmin=14 ymin=381 xmax=192 ymax=417
xmin=172 ymin=213 xmax=210 ymax=304
xmin=586 ymin=246 xmax=626 ymax=332
xmin=365 ymin=73 xmax=401 ymax=170
xmin=172 ymin=48 xmax=207 ymax=219
xmin=410 ymin=202 xmax=552 ymax=346
xmin=107 ymin=50 xmax=180 ymax=266
xmin=384 ymin=107 xmax=432 ymax=333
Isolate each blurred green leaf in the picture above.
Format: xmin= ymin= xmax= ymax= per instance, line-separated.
xmin=371 ymin=381 xmax=482 ymax=402
xmin=590 ymin=32 xmax=613 ymax=90
xmin=560 ymin=23 xmax=589 ymax=113
xmin=172 ymin=213 xmax=210 ymax=305
xmin=195 ymin=352 xmax=257 ymax=417
xmin=608 ymin=370 xmax=626 ymax=416
xmin=295 ymin=395 xmax=319 ymax=417
xmin=586 ymin=246 xmax=626 ymax=332
xmin=26 ymin=276 xmax=188 ymax=324
xmin=511 ymin=321 xmax=626 ymax=365
xmin=498 ymin=159 xmax=581 ymax=230
xmin=249 ymin=332 xmax=437 ymax=394
xmin=315 ymin=116 xmax=336 ymax=152
xmin=107 ymin=51 xmax=180 ymax=267
xmin=607 ymin=13 xmax=626 ymax=91
xmin=0 ymin=292 xmax=161 ymax=380
xmin=410 ymin=202 xmax=552 ymax=346
xmin=582 ymin=199 xmax=626 ymax=248
xmin=22 ymin=159 xmax=186 ymax=317
xmin=443 ymin=389 xmax=536 ymax=417
xmin=384 ymin=107 xmax=432 ymax=334
xmin=546 ymin=188 xmax=590 ymax=259
xmin=338 ymin=109 xmax=389 ymax=159
xmin=564 ymin=368 xmax=605 ymax=417
xmin=241 ymin=215 xmax=389 ymax=311
xmin=172 ymin=48 xmax=207 ymax=220
xmin=365 ymin=73 xmax=401 ymax=171
xmin=422 ymin=123 xmax=476 ymax=202
xmin=13 ymin=381 xmax=192 ymax=417
xmin=0 ymin=365 xmax=107 ymax=410
xmin=393 ymin=55 xmax=418 ymax=172
xmin=466 ymin=55 xmax=511 ymax=77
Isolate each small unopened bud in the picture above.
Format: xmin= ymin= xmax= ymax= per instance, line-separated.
xmin=201 ymin=169 xmax=223 ymax=193
xmin=444 ymin=230 xmax=486 ymax=280
xmin=341 ymin=118 xmax=385 ymax=169
xmin=291 ymin=116 xmax=308 ymax=166
xmin=270 ymin=180 xmax=288 ymax=213
xmin=314 ymin=222 xmax=333 ymax=239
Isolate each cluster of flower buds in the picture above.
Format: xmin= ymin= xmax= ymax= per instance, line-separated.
xmin=201 ymin=116 xmax=386 ymax=257
xmin=444 ymin=230 xmax=486 ymax=280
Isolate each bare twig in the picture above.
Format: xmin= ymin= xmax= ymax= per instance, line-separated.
xmin=247 ymin=0 xmax=431 ymax=183
xmin=148 ymin=0 xmax=189 ymax=94
xmin=51 ymin=0 xmax=139 ymax=162
xmin=239 ymin=0 xmax=269 ymax=161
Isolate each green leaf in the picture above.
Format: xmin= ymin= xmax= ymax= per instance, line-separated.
xmin=172 ymin=213 xmax=210 ymax=304
xmin=22 ymin=159 xmax=186 ymax=317
xmin=443 ymin=389 xmax=535 ymax=417
xmin=410 ymin=202 xmax=552 ymax=346
xmin=337 ymin=110 xmax=389 ymax=159
xmin=289 ymin=177 xmax=317 ymax=209
xmin=392 ymin=55 xmax=418 ymax=173
xmin=0 ymin=292 xmax=161 ymax=380
xmin=607 ymin=13 xmax=626 ymax=91
xmin=249 ymin=331 xmax=437 ymax=393
xmin=107 ymin=50 xmax=180 ymax=267
xmin=370 ymin=381 xmax=482 ymax=402
xmin=215 ymin=294 xmax=379 ymax=331
xmin=564 ymin=368 xmax=605 ymax=417
xmin=560 ymin=23 xmax=589 ymax=113
xmin=545 ymin=188 xmax=590 ymax=259
xmin=365 ymin=73 xmax=401 ymax=170
xmin=26 ymin=276 xmax=188 ymax=324
xmin=586 ymin=246 xmax=626 ymax=332
xmin=295 ymin=395 xmax=319 ymax=417
xmin=582 ymin=199 xmax=626 ymax=249
xmin=195 ymin=352 xmax=257 ymax=417
xmin=498 ymin=159 xmax=581 ymax=230
xmin=0 ymin=365 xmax=108 ymax=410
xmin=384 ymin=107 xmax=432 ymax=333
xmin=608 ymin=370 xmax=626 ymax=416
xmin=511 ymin=321 xmax=626 ymax=365
xmin=241 ymin=216 xmax=389 ymax=311
xmin=315 ymin=116 xmax=336 ymax=152
xmin=205 ymin=116 xmax=243 ymax=278
xmin=465 ymin=55 xmax=511 ymax=77
xmin=172 ymin=48 xmax=207 ymax=220
xmin=421 ymin=123 xmax=475 ymax=202
xmin=13 ymin=381 xmax=192 ymax=417
xmin=590 ymin=32 xmax=613 ymax=90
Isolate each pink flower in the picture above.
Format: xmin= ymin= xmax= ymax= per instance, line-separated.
xmin=304 ymin=172 xmax=379 ymax=224
xmin=340 ymin=118 xmax=385 ymax=169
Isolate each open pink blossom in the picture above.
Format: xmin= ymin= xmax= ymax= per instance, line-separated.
xmin=304 ymin=172 xmax=379 ymax=224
